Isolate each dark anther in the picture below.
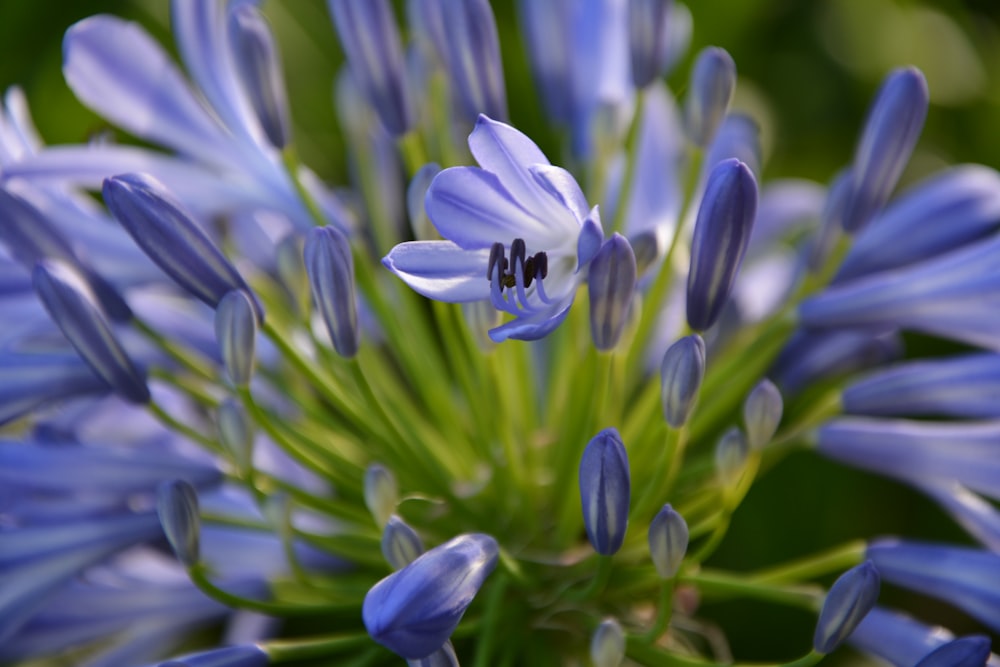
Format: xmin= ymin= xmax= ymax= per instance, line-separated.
xmin=533 ymin=252 xmax=548 ymax=280
xmin=488 ymin=238 xmax=549 ymax=293
xmin=524 ymin=255 xmax=536 ymax=288
xmin=487 ymin=242 xmax=505 ymax=280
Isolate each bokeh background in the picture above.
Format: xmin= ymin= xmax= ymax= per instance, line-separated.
xmin=2 ymin=0 xmax=999 ymax=662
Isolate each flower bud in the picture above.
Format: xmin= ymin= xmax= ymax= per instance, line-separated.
xmin=156 ymin=479 xmax=201 ymax=567
xmin=102 ymin=173 xmax=263 ymax=322
xmin=660 ymin=334 xmax=706 ymax=428
xmin=813 ymin=560 xmax=880 ymax=654
xmin=364 ymin=463 xmax=399 ymax=527
xmin=382 ymin=515 xmax=425 ymax=570
xmin=715 ymin=427 xmax=748 ymax=488
xmin=628 ymin=0 xmax=673 ymax=89
xmin=743 ymin=378 xmax=783 ymax=450
xmin=914 ymin=636 xmax=992 ymax=667
xmin=215 ymin=290 xmax=258 ymax=387
xmin=32 ymin=259 xmax=149 ymax=404
xmin=228 ymin=4 xmax=291 ymax=149
xmin=684 ymin=47 xmax=736 ymax=147
xmin=363 ymin=533 xmax=499 ymax=660
xmin=433 ymin=0 xmax=508 ymax=122
xmin=329 ymin=0 xmax=414 ymax=135
xmin=590 ymin=618 xmax=626 ymax=667
xmin=841 ymin=67 xmax=928 ymax=233
xmin=217 ymin=397 xmax=254 ymax=474
xmin=304 ymin=225 xmax=359 ymax=357
xmin=686 ymin=158 xmax=758 ymax=331
xmin=588 ymin=234 xmax=637 ymax=351
xmin=579 ymin=428 xmax=631 ymax=556
xmin=648 ymin=504 xmax=689 ymax=579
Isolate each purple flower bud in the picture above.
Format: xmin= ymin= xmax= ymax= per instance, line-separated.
xmin=813 ymin=561 xmax=880 ymax=654
xmin=579 ymin=428 xmax=631 ymax=556
xmin=304 ymin=225 xmax=359 ymax=358
xmin=363 ymin=533 xmax=499 ymax=660
xmin=0 ymin=188 xmax=130 ymax=322
xmin=648 ymin=504 xmax=688 ymax=579
xmin=102 ymin=174 xmax=263 ymax=322
xmin=660 ymin=334 xmax=706 ymax=428
xmin=715 ymin=427 xmax=748 ymax=487
xmin=382 ymin=515 xmax=425 ymax=570
xmin=328 ymin=0 xmax=414 ymax=135
xmin=32 ymin=260 xmax=149 ymax=404
xmin=156 ymin=479 xmax=201 ymax=567
xmin=158 ymin=645 xmax=269 ymax=667
xmin=216 ymin=397 xmax=254 ymax=473
xmin=430 ymin=0 xmax=508 ymax=122
xmin=228 ymin=4 xmax=291 ymax=148
xmin=743 ymin=378 xmax=783 ymax=450
xmin=364 ymin=463 xmax=399 ymax=527
xmin=590 ymin=617 xmax=626 ymax=667
xmin=686 ymin=158 xmax=758 ymax=331
xmin=684 ymin=47 xmax=737 ymax=147
xmin=588 ymin=234 xmax=637 ymax=351
xmin=914 ymin=636 xmax=992 ymax=667
xmin=628 ymin=0 xmax=673 ymax=88
xmin=841 ymin=67 xmax=929 ymax=232
xmin=214 ymin=290 xmax=258 ymax=387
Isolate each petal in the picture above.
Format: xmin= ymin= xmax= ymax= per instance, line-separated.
xmin=63 ymin=16 xmax=233 ymax=164
xmin=529 ymin=164 xmax=590 ymax=223
xmin=425 ymin=167 xmax=561 ymax=249
xmin=383 ymin=242 xmax=491 ymax=303
xmin=488 ymin=297 xmax=573 ymax=342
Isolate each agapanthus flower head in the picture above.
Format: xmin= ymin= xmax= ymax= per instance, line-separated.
xmin=384 ymin=114 xmax=604 ymax=342
xmin=579 ymin=427 xmax=631 ymax=556
xmin=363 ymin=533 xmax=499 ymax=660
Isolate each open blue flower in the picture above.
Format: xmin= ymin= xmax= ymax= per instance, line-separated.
xmin=383 ymin=115 xmax=603 ymax=342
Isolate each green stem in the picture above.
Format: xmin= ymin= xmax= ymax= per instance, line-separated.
xmin=748 ymin=540 xmax=868 ymax=585
xmin=188 ymin=562 xmax=343 ymax=616
xmin=265 ymin=633 xmax=374 ymax=663
xmin=684 ymin=569 xmax=822 ymax=610
xmin=640 ymin=580 xmax=675 ymax=642
xmin=472 ymin=573 xmax=510 ymax=667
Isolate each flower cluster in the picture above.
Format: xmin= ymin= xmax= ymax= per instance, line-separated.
xmin=1 ymin=1 xmax=998 ymax=666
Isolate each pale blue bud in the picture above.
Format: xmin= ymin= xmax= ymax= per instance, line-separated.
xmin=32 ymin=259 xmax=149 ymax=404
xmin=685 ymin=47 xmax=736 ymax=147
xmin=660 ymin=334 xmax=706 ymax=428
xmin=215 ymin=290 xmax=258 ymax=387
xmin=588 ymin=234 xmax=637 ymax=351
xmin=579 ymin=428 xmax=631 ymax=556
xmin=715 ymin=427 xmax=748 ymax=487
xmin=629 ymin=0 xmax=673 ymax=89
xmin=813 ymin=561 xmax=881 ymax=654
xmin=156 ymin=479 xmax=201 ymax=567
xmin=743 ymin=379 xmax=783 ymax=450
xmin=590 ymin=618 xmax=626 ymax=667
xmin=364 ymin=463 xmax=399 ymax=527
xmin=648 ymin=504 xmax=689 ymax=579
xmin=228 ymin=4 xmax=291 ymax=148
xmin=382 ymin=515 xmax=425 ymax=570
xmin=304 ymin=225 xmax=359 ymax=357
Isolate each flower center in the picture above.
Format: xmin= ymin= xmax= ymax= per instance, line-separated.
xmin=487 ymin=239 xmax=548 ymax=293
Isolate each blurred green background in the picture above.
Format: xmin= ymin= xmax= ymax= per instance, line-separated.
xmin=2 ymin=0 xmax=998 ymax=662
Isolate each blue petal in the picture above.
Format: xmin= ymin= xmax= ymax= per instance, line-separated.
xmin=383 ymin=242 xmax=491 ymax=303
xmin=488 ymin=299 xmax=573 ymax=342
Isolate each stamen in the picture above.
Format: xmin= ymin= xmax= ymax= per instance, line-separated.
xmin=485 ymin=238 xmax=549 ymax=302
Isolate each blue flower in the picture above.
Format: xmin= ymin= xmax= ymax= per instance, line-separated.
xmin=579 ymin=428 xmax=631 ymax=555
xmin=850 ymin=606 xmax=985 ymax=667
xmin=363 ymin=533 xmax=499 ymax=659
xmin=383 ymin=115 xmax=604 ymax=342
xmin=812 ymin=561 xmax=880 ymax=654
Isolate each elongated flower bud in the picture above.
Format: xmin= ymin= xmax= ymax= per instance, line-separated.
xmin=590 ymin=618 xmax=626 ymax=667
xmin=382 ymin=515 xmax=425 ymax=570
xmin=102 ymin=173 xmax=263 ymax=322
xmin=156 ymin=479 xmax=201 ymax=567
xmin=743 ymin=379 xmax=783 ymax=450
xmin=364 ymin=463 xmax=399 ymax=527
xmin=363 ymin=533 xmax=499 ymax=659
xmin=434 ymin=0 xmax=508 ymax=122
xmin=628 ymin=0 xmax=673 ymax=89
xmin=841 ymin=67 xmax=928 ymax=233
xmin=588 ymin=234 xmax=637 ymax=351
xmin=686 ymin=158 xmax=758 ymax=331
xmin=216 ymin=397 xmax=254 ymax=474
xmin=813 ymin=561 xmax=880 ymax=654
xmin=648 ymin=504 xmax=689 ymax=579
xmin=684 ymin=47 xmax=736 ymax=147
xmin=228 ymin=4 xmax=291 ymax=148
xmin=715 ymin=427 xmax=748 ymax=488
xmin=660 ymin=334 xmax=706 ymax=428
xmin=579 ymin=428 xmax=631 ymax=556
xmin=304 ymin=225 xmax=359 ymax=358
xmin=329 ymin=0 xmax=414 ymax=135
xmin=215 ymin=290 xmax=258 ymax=387
xmin=33 ymin=259 xmax=149 ymax=404
xmin=914 ymin=636 xmax=991 ymax=667
xmin=406 ymin=641 xmax=459 ymax=667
